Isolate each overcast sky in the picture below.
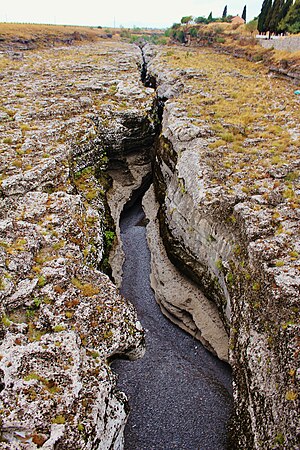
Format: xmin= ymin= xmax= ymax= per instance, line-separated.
xmin=1 ymin=1 xmax=262 ymax=29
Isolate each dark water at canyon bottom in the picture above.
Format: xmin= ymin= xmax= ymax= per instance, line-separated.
xmin=112 ymin=197 xmax=233 ymax=450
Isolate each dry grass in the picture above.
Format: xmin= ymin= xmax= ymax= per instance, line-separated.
xmin=162 ymin=47 xmax=300 ymax=207
xmin=183 ymin=23 xmax=300 ymax=68
xmin=0 ymin=23 xmax=116 ymax=51
xmin=0 ymin=22 xmax=103 ymax=39
xmin=271 ymin=49 xmax=300 ymax=63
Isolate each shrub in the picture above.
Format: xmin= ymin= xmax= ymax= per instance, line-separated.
xmin=130 ymin=35 xmax=139 ymax=43
xmin=189 ymin=27 xmax=198 ymax=37
xmin=104 ymin=230 xmax=116 ymax=248
xmin=120 ymin=28 xmax=131 ymax=38
xmin=181 ymin=16 xmax=193 ymax=25
xmin=195 ymin=16 xmax=207 ymax=24
xmin=174 ymin=30 xmax=186 ymax=43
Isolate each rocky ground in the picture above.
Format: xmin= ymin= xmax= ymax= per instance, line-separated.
xmin=144 ymin=43 xmax=300 ymax=448
xmin=0 ymin=39 xmax=154 ymax=449
xmin=0 ymin=23 xmax=299 ymax=449
xmin=143 ymin=186 xmax=229 ymax=362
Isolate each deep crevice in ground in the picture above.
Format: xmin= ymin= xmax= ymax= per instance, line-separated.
xmin=111 ymin=197 xmax=233 ymax=450
xmin=109 ymin=44 xmax=233 ymax=449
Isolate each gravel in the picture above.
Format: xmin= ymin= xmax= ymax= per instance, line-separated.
xmin=112 ymin=199 xmax=233 ymax=450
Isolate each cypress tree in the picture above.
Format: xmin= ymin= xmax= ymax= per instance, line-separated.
xmin=277 ymin=0 xmax=293 ymax=32
xmin=269 ymin=0 xmax=284 ymax=33
xmin=207 ymin=12 xmax=213 ymax=22
xmin=280 ymin=0 xmax=300 ymax=34
xmin=264 ymin=0 xmax=274 ymax=32
xmin=281 ymin=0 xmax=294 ymax=20
xmin=242 ymin=5 xmax=247 ymax=21
xmin=222 ymin=5 xmax=228 ymax=18
xmin=258 ymin=0 xmax=273 ymax=33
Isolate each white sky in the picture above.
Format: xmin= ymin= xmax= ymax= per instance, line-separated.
xmin=1 ymin=1 xmax=262 ymax=29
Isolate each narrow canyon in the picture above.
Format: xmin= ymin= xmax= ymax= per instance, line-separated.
xmin=0 ymin=34 xmax=299 ymax=450
xmin=112 ymin=195 xmax=232 ymax=449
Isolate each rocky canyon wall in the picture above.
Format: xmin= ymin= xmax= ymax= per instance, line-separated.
xmin=0 ymin=32 xmax=299 ymax=450
xmin=0 ymin=41 xmax=154 ymax=449
xmin=144 ymin=44 xmax=300 ymax=449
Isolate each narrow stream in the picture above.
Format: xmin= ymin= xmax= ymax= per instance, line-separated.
xmin=112 ymin=196 xmax=233 ymax=450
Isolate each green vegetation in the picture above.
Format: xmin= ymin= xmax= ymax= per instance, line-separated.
xmin=52 ymin=415 xmax=66 ymax=424
xmin=100 ymin=229 xmax=116 ymax=275
xmin=77 ymin=423 xmax=85 ymax=432
xmin=258 ymin=0 xmax=298 ymax=34
xmin=24 ymin=372 xmax=40 ymax=381
xmin=280 ymin=0 xmax=300 ymax=33
xmin=274 ymin=433 xmax=285 ymax=445
xmin=1 ymin=315 xmax=12 ymax=327
xmin=252 ymin=282 xmax=261 ymax=292
xmin=37 ymin=275 xmax=47 ymax=287
xmin=242 ymin=5 xmax=247 ymax=22
xmin=71 ymin=277 xmax=100 ymax=297
xmin=181 ymin=16 xmax=193 ymax=25
xmin=53 ymin=324 xmax=66 ymax=332
xmin=215 ymin=259 xmax=224 ymax=271
xmin=172 ymin=0 xmax=299 ymax=42
xmin=104 ymin=230 xmax=116 ymax=249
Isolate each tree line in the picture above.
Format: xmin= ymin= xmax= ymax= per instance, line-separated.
xmin=258 ymin=0 xmax=300 ymax=34
xmin=180 ymin=5 xmax=247 ymax=25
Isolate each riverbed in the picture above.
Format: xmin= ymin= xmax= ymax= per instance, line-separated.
xmin=112 ymin=197 xmax=233 ymax=450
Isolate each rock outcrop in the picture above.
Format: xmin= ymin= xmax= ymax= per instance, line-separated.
xmin=143 ymin=185 xmax=229 ymax=362
xmin=145 ymin=43 xmax=300 ymax=449
xmin=1 ymin=28 xmax=299 ymax=449
xmin=98 ymin=84 xmax=157 ymax=286
xmin=0 ymin=40 xmax=154 ymax=449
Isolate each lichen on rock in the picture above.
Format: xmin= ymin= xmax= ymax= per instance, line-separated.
xmin=145 ymin=43 xmax=300 ymax=449
xmin=0 ymin=39 xmax=151 ymax=449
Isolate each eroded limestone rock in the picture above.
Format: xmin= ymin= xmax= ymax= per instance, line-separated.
xmin=143 ymin=186 xmax=229 ymax=362
xmin=0 ymin=40 xmax=152 ymax=449
xmin=145 ymin=43 xmax=300 ymax=449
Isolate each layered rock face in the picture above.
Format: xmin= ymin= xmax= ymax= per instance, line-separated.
xmin=1 ymin=31 xmax=299 ymax=449
xmin=145 ymin=44 xmax=300 ymax=448
xmin=98 ymin=78 xmax=157 ymax=286
xmin=143 ymin=185 xmax=229 ymax=362
xmin=0 ymin=40 xmax=153 ymax=449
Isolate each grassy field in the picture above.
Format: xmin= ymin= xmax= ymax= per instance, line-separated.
xmin=0 ymin=22 xmax=146 ymax=51
xmin=0 ymin=22 xmax=106 ymax=43
xmin=163 ymin=46 xmax=299 ymax=202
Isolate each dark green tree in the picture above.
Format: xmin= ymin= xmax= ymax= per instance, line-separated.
xmin=189 ymin=27 xmax=198 ymax=37
xmin=281 ymin=0 xmax=294 ymax=20
xmin=222 ymin=5 xmax=228 ymax=18
xmin=269 ymin=0 xmax=286 ymax=33
xmin=176 ymin=30 xmax=186 ymax=43
xmin=242 ymin=5 xmax=247 ymax=21
xmin=277 ymin=0 xmax=293 ymax=32
xmin=258 ymin=0 xmax=272 ymax=33
xmin=279 ymin=0 xmax=300 ymax=33
xmin=264 ymin=0 xmax=274 ymax=32
xmin=181 ymin=15 xmax=193 ymax=24
xmin=195 ymin=16 xmax=207 ymax=23
xmin=207 ymin=12 xmax=213 ymax=22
